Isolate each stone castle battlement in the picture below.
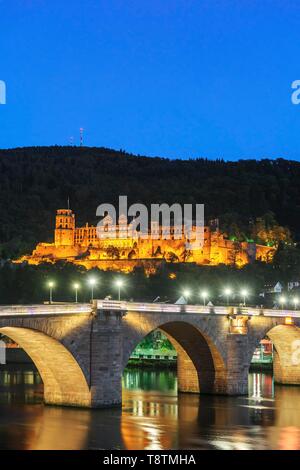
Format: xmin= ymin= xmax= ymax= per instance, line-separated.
xmin=15 ymin=208 xmax=275 ymax=273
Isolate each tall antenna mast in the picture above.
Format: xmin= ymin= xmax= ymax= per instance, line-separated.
xmin=80 ymin=127 xmax=84 ymax=147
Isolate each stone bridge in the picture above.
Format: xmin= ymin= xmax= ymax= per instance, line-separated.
xmin=0 ymin=301 xmax=300 ymax=408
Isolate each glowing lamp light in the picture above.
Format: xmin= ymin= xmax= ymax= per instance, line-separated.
xmin=73 ymin=283 xmax=80 ymax=303
xmin=115 ymin=279 xmax=124 ymax=300
xmin=88 ymin=277 xmax=98 ymax=302
xmin=47 ymin=281 xmax=55 ymax=303
xmin=240 ymin=288 xmax=249 ymax=306
xmin=224 ymin=288 xmax=232 ymax=306
xmin=293 ymin=297 xmax=299 ymax=309
xmin=279 ymin=296 xmax=286 ymax=312
xmin=183 ymin=289 xmax=191 ymax=298
xmin=200 ymin=290 xmax=208 ymax=306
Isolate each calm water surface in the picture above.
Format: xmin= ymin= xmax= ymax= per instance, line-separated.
xmin=0 ymin=365 xmax=300 ymax=450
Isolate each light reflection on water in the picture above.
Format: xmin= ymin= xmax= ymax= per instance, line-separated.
xmin=0 ymin=365 xmax=300 ymax=449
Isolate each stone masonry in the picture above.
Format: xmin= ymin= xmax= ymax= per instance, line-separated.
xmin=0 ymin=304 xmax=299 ymax=407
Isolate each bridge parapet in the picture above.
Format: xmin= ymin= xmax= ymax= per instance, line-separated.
xmin=95 ymin=299 xmax=300 ymax=319
xmin=0 ymin=303 xmax=92 ymax=317
xmin=0 ymin=300 xmax=299 ymax=320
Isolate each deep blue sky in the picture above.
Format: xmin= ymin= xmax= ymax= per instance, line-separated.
xmin=1 ymin=0 xmax=300 ymax=160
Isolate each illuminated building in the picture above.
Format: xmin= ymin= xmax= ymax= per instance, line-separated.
xmin=15 ymin=208 xmax=275 ymax=273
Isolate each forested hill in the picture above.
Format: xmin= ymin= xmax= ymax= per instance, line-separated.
xmin=0 ymin=146 xmax=299 ymax=258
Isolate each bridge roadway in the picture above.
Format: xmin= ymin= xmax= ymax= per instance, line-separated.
xmin=0 ymin=300 xmax=299 ymax=408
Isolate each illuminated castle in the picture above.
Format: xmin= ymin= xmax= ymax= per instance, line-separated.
xmin=15 ymin=208 xmax=275 ymax=273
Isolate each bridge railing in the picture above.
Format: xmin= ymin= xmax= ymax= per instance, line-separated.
xmin=0 ymin=303 xmax=91 ymax=316
xmin=96 ymin=300 xmax=300 ymax=318
xmin=96 ymin=300 xmax=250 ymax=316
xmin=96 ymin=299 xmax=182 ymax=313
xmin=0 ymin=300 xmax=299 ymax=318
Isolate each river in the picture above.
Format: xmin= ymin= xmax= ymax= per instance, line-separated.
xmin=0 ymin=365 xmax=300 ymax=450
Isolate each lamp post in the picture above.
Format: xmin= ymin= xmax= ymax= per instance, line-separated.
xmin=73 ymin=283 xmax=80 ymax=303
xmin=279 ymin=295 xmax=286 ymax=311
xmin=88 ymin=278 xmax=97 ymax=301
xmin=224 ymin=288 xmax=232 ymax=306
xmin=293 ymin=297 xmax=299 ymax=310
xmin=241 ymin=289 xmax=249 ymax=307
xmin=200 ymin=291 xmax=208 ymax=306
xmin=48 ymin=281 xmax=54 ymax=304
xmin=115 ymin=279 xmax=124 ymax=301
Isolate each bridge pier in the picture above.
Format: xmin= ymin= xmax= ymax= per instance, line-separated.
xmin=225 ymin=334 xmax=249 ymax=395
xmin=89 ymin=312 xmax=123 ymax=407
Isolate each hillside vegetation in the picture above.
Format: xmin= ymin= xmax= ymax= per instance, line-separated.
xmin=0 ymin=146 xmax=298 ymax=258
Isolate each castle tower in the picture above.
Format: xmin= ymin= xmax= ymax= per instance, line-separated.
xmin=54 ymin=209 xmax=75 ymax=247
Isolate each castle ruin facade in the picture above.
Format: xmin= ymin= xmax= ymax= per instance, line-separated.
xmin=16 ymin=209 xmax=275 ymax=273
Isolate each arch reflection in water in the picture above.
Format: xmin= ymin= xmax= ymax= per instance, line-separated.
xmin=0 ymin=366 xmax=92 ymax=449
xmin=123 ymin=368 xmax=177 ymax=393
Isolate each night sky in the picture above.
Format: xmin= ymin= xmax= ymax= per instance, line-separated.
xmin=1 ymin=0 xmax=300 ymax=160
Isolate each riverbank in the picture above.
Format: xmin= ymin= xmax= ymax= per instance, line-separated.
xmin=127 ymin=358 xmax=177 ymax=368
xmin=249 ymin=362 xmax=273 ymax=372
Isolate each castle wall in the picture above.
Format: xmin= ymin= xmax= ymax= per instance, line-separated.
xmin=256 ymin=244 xmax=274 ymax=262
xmin=14 ymin=209 xmax=276 ymax=272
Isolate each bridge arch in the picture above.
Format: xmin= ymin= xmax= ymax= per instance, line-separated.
xmin=248 ymin=323 xmax=300 ymax=385
xmin=123 ymin=320 xmax=228 ymax=394
xmin=0 ymin=327 xmax=91 ymax=407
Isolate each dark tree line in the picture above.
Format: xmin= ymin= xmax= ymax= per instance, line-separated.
xmin=0 ymin=255 xmax=298 ymax=306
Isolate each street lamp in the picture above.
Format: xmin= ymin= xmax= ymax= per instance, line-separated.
xmin=115 ymin=279 xmax=124 ymax=301
xmin=224 ymin=288 xmax=232 ymax=306
xmin=293 ymin=297 xmax=299 ymax=310
xmin=240 ymin=288 xmax=249 ymax=307
xmin=183 ymin=289 xmax=191 ymax=303
xmin=73 ymin=283 xmax=80 ymax=303
xmin=88 ymin=277 xmax=97 ymax=301
xmin=279 ymin=295 xmax=286 ymax=311
xmin=47 ymin=281 xmax=54 ymax=304
xmin=200 ymin=291 xmax=208 ymax=306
